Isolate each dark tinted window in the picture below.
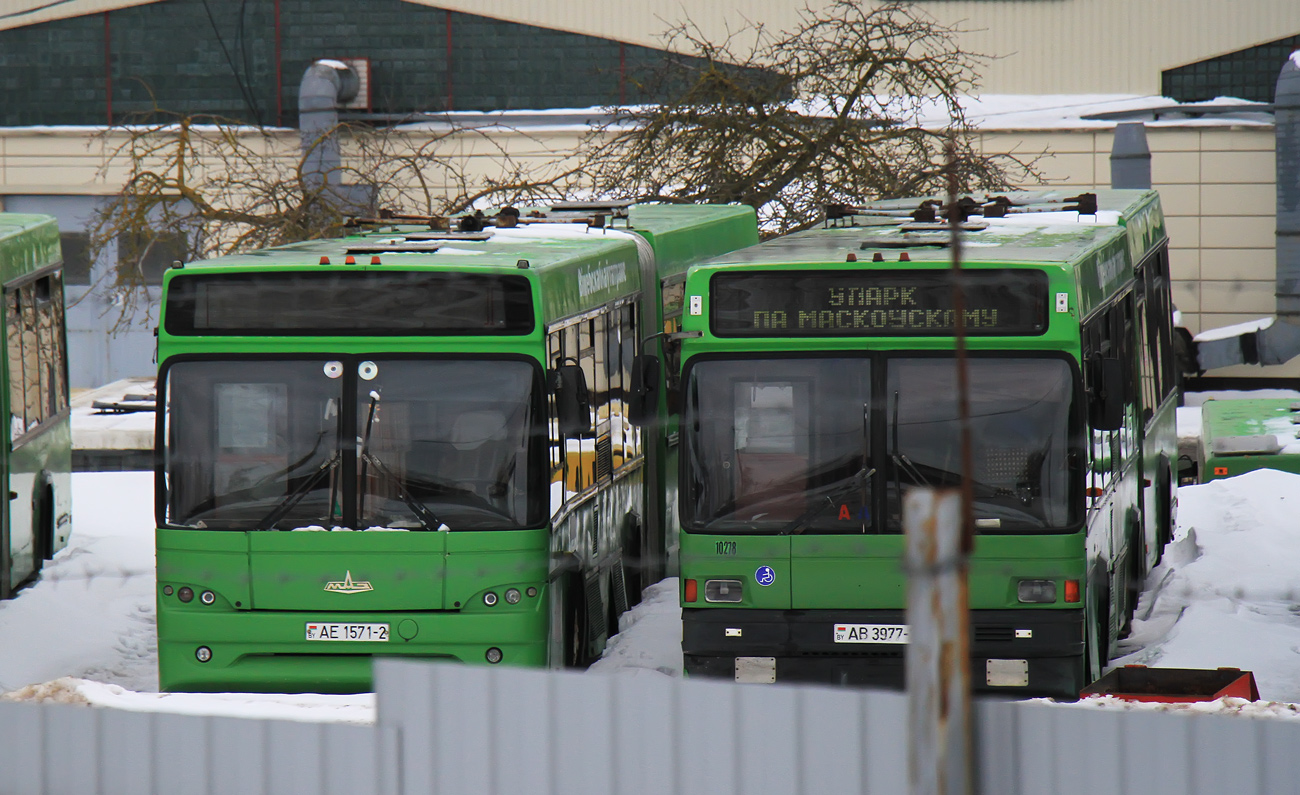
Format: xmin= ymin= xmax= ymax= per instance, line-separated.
xmin=118 ymin=231 xmax=187 ymax=286
xmin=59 ymin=232 xmax=92 ymax=285
xmin=164 ymin=271 xmax=535 ymax=336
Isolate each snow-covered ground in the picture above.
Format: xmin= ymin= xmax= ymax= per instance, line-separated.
xmin=10 ymin=408 xmax=1300 ymax=721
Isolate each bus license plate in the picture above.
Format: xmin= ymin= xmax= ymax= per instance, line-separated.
xmin=305 ymin=623 xmax=390 ymax=641
xmin=834 ymin=624 xmax=909 ymax=644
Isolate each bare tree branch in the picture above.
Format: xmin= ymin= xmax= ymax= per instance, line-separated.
xmin=579 ymin=0 xmax=1044 ymax=237
xmin=88 ymin=108 xmax=583 ymax=329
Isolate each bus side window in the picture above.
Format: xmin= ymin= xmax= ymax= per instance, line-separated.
xmin=661 ymin=277 xmax=685 ymax=415
xmin=19 ymin=283 xmax=41 ymax=431
xmin=546 ymin=327 xmax=565 ymax=517
xmin=1151 ymin=249 xmax=1176 ymax=401
xmin=615 ymin=302 xmax=641 ymax=464
xmin=34 ymin=276 xmax=63 ymax=420
xmin=5 ymin=289 xmax=24 ymax=440
xmin=1082 ymin=313 xmax=1114 ymax=493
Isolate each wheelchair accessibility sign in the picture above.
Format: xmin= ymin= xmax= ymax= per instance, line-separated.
xmin=754 ymin=565 xmax=776 ymax=587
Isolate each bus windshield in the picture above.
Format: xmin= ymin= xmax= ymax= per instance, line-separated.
xmin=682 ymin=356 xmax=1080 ymax=534
xmin=164 ymin=358 xmax=545 ymax=531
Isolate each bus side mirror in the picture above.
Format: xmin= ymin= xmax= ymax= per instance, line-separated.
xmin=550 ymin=364 xmax=591 ymax=437
xmin=1091 ymin=357 xmax=1125 ymax=431
xmin=628 ymin=354 xmax=660 ymax=427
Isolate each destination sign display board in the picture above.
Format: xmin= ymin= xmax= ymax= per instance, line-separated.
xmin=165 ymin=271 xmax=534 ymax=336
xmin=710 ymin=270 xmax=1048 ymax=337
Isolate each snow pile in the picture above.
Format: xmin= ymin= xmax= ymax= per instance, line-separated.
xmin=1112 ymin=469 xmax=1300 ymax=702
xmin=588 ymin=578 xmax=683 ymax=678
xmin=0 ymin=677 xmax=91 ymax=705
xmin=0 ymin=472 xmax=157 ymax=693
xmin=1056 ymin=694 xmax=1300 ymax=722
xmin=73 ymin=680 xmax=374 ymax=724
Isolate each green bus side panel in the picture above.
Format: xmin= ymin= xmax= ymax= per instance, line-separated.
xmin=1201 ymin=398 xmax=1300 ymax=480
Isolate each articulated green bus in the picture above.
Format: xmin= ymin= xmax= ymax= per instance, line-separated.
xmin=672 ymin=190 xmax=1177 ymax=698
xmin=155 ymin=202 xmax=758 ymax=693
xmin=0 ymin=214 xmax=72 ymax=599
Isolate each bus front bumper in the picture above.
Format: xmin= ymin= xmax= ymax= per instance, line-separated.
xmin=683 ymin=607 xmax=1086 ymax=699
xmin=157 ymin=602 xmax=548 ymax=693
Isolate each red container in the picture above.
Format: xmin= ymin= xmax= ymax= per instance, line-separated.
xmin=1080 ymin=665 xmax=1260 ymax=703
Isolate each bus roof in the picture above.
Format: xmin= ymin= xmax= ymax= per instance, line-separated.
xmin=694 ymin=189 xmax=1165 ymax=319
xmin=0 ymin=213 xmax=61 ymax=284
xmin=167 ymin=204 xmax=757 ymax=325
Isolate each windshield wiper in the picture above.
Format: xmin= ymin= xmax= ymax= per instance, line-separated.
xmin=360 ymin=451 xmax=449 ymax=531
xmin=257 ymin=451 xmax=341 ymax=530
xmin=781 ymin=467 xmax=875 ymax=535
xmin=354 ymin=388 xmax=448 ymax=531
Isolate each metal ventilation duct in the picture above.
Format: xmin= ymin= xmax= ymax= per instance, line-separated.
xmin=299 ymin=60 xmax=360 ymax=191
xmin=1109 ymin=122 xmax=1151 ymax=190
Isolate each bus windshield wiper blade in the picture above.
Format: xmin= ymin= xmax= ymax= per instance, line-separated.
xmin=361 ymin=452 xmax=449 ymax=531
xmin=781 ymin=468 xmax=875 ymax=536
xmin=257 ymin=452 xmax=340 ymax=530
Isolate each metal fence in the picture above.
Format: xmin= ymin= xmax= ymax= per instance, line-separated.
xmin=2 ymin=659 xmax=1299 ymax=795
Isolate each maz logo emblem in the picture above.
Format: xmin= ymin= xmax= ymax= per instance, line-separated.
xmin=324 ymin=571 xmax=374 ymax=594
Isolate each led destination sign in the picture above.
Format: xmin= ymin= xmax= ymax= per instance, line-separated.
xmin=710 ymin=270 xmax=1048 ymax=337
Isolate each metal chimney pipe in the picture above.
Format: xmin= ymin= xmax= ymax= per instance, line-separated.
xmin=1110 ymin=122 xmax=1151 ymax=190
xmin=1276 ymin=53 xmax=1300 ymax=326
xmin=299 ymin=60 xmax=360 ymax=192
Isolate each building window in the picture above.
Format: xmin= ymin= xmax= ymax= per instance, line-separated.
xmin=1162 ymin=34 xmax=1300 ymax=103
xmin=59 ymin=231 xmax=92 ymax=286
xmin=118 ymin=231 xmax=187 ymax=286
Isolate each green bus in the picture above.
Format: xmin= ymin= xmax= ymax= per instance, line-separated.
xmin=0 ymin=214 xmax=72 ymax=599
xmin=154 ymin=202 xmax=758 ymax=693
xmin=668 ymin=190 xmax=1178 ymax=698
xmin=1198 ymin=397 xmax=1300 ymax=482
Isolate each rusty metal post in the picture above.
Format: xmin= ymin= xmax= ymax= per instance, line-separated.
xmin=905 ymin=487 xmax=972 ymax=795
xmin=905 ymin=137 xmax=974 ymax=795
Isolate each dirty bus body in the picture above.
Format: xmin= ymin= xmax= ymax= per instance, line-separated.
xmin=154 ymin=203 xmax=758 ymax=692
xmin=674 ymin=190 xmax=1177 ymax=698
xmin=1198 ymin=397 xmax=1300 ymax=481
xmin=0 ymin=214 xmax=72 ymax=599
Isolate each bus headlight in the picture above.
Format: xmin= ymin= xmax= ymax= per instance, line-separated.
xmin=504 ymin=588 xmax=521 ymax=604
xmin=1017 ymin=580 xmax=1057 ymax=604
xmin=705 ymin=579 xmax=744 ymax=603
xmin=195 ymin=646 xmax=212 ymax=663
xmin=483 ymin=592 xmax=498 ymax=606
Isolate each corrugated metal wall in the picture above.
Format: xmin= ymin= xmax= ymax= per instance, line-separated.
xmin=404 ymin=0 xmax=1300 ymax=95
xmin=2 ymin=659 xmax=1298 ymax=795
